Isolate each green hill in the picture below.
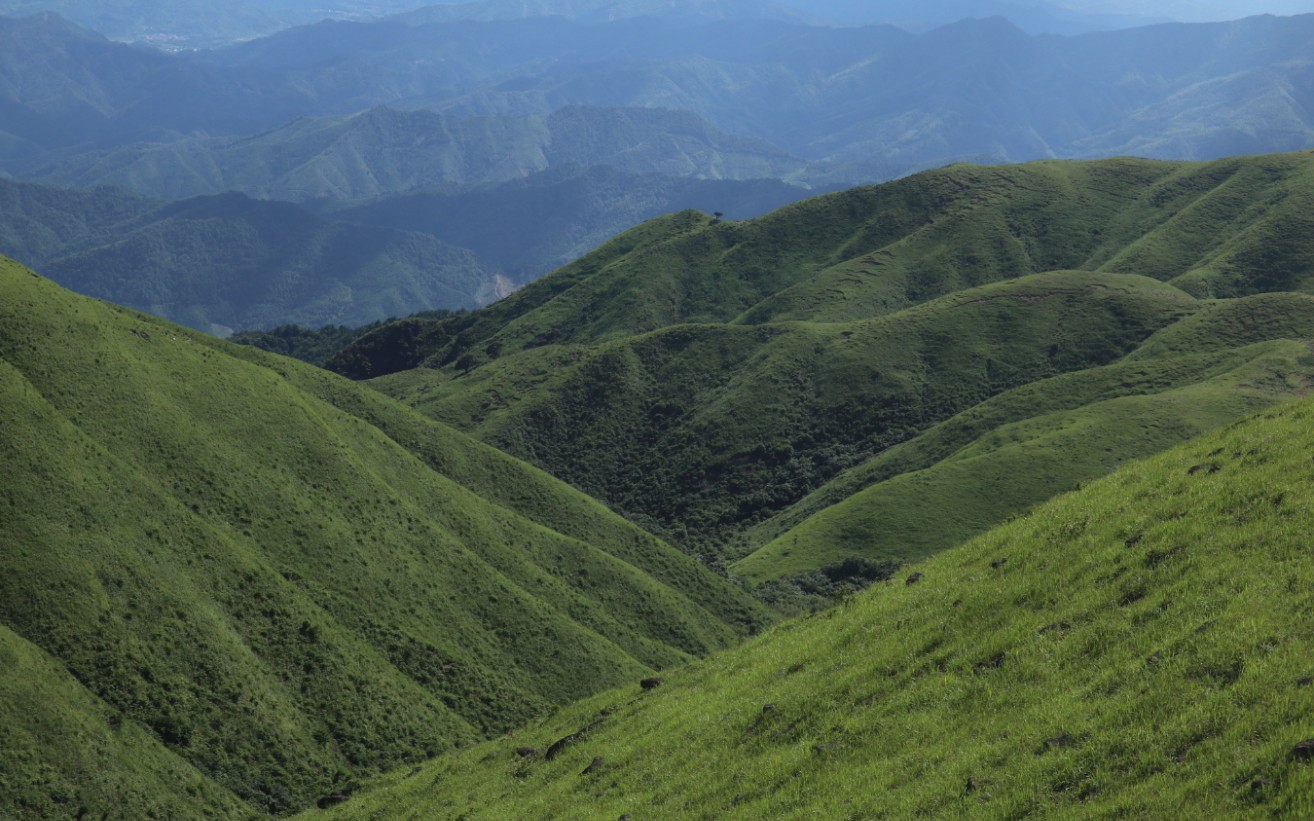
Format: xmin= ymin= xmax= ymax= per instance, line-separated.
xmin=0 ymin=257 xmax=769 ymax=818
xmin=304 ymin=392 xmax=1314 ymax=819
xmin=331 ymin=155 xmax=1314 ymax=578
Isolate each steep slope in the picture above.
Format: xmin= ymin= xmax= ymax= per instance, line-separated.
xmin=0 ymin=257 xmax=769 ymax=817
xmin=337 ymin=154 xmax=1314 ymax=574
xmin=0 ymin=179 xmax=496 ymax=332
xmin=307 ymin=394 xmax=1314 ymax=819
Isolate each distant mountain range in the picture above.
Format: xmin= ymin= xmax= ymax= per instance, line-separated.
xmin=0 ymin=170 xmax=810 ymax=329
xmin=27 ymin=104 xmax=809 ymax=201
xmin=5 ymin=11 xmax=1314 ymax=183
xmin=0 ymin=179 xmax=496 ymax=331
xmin=4 ymin=8 xmax=1314 ymax=336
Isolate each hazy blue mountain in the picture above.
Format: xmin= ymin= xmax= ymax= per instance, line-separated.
xmin=330 ymin=163 xmax=817 ymax=280
xmin=770 ymin=0 xmax=1170 ymax=32
xmin=0 ymin=179 xmax=495 ymax=332
xmin=0 ymin=1 xmax=428 ymax=48
xmin=9 ymin=11 xmax=1314 ymax=186
xmin=28 ymin=104 xmax=809 ymax=201
xmin=393 ymin=0 xmax=815 ymax=24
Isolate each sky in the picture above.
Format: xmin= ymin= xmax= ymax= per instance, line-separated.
xmin=1060 ymin=0 xmax=1314 ymax=20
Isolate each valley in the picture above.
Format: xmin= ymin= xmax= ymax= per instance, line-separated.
xmin=4 ymin=3 xmax=1314 ymax=819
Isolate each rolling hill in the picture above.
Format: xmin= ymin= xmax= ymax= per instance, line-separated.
xmin=331 ymin=153 xmax=1314 ymax=587
xmin=303 ymin=391 xmax=1314 ymax=819
xmin=0 ymin=257 xmax=770 ymax=818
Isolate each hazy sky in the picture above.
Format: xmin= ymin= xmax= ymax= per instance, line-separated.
xmin=1062 ymin=1 xmax=1314 ymax=20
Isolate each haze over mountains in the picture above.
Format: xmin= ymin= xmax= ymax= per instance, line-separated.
xmin=4 ymin=6 xmax=1314 ymax=329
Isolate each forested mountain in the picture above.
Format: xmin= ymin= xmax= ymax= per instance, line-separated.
xmin=330 ymin=165 xmax=814 ymax=281
xmin=0 ymin=259 xmax=770 ymax=818
xmin=332 ymin=153 xmax=1314 ymax=594
xmin=0 ymin=179 xmax=497 ymax=331
xmin=29 ymin=104 xmax=808 ymax=202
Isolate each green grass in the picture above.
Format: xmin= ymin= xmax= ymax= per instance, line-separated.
xmin=308 ymin=394 xmax=1314 ymax=819
xmin=735 ymin=339 xmax=1313 ymax=582
xmin=374 ymin=270 xmax=1201 ymax=552
xmin=0 ymin=257 xmax=770 ymax=818
xmin=345 ymin=152 xmax=1314 ymax=571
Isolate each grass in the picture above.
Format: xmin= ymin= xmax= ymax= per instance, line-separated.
xmin=343 ymin=152 xmax=1314 ymax=571
xmin=0 ymin=257 xmax=770 ymax=818
xmin=308 ymin=394 xmax=1314 ymax=819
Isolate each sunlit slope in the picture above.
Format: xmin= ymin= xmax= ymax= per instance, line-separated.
xmin=375 ymin=271 xmax=1199 ymax=549
xmin=0 ymin=624 xmax=252 ymax=820
xmin=348 ymin=152 xmax=1314 ymax=570
xmin=732 ymin=292 xmax=1314 ymax=580
xmin=311 ymin=396 xmax=1314 ymax=820
xmin=0 ymin=258 xmax=768 ymax=817
xmin=334 ymin=153 xmax=1314 ymax=373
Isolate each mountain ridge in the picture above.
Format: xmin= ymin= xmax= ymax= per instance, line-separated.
xmin=0 ymin=256 xmax=770 ymax=817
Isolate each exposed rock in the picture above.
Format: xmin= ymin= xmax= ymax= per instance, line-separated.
xmin=546 ymin=714 xmax=609 ymax=761
xmin=316 ymin=791 xmax=351 ymax=809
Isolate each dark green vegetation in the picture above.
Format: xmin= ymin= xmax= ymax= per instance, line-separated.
xmin=0 ymin=178 xmax=496 ymax=332
xmin=307 ymin=393 xmax=1314 ymax=819
xmin=228 ymin=311 xmax=462 ymax=368
xmin=339 ymin=153 xmax=1314 ymax=589
xmin=0 ymin=257 xmax=770 ymax=818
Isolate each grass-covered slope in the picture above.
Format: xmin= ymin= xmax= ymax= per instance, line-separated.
xmin=338 ymin=153 xmax=1314 ymax=573
xmin=310 ymin=395 xmax=1314 ymax=820
xmin=0 ymin=257 xmax=769 ymax=818
xmin=376 ymin=270 xmax=1200 ymax=549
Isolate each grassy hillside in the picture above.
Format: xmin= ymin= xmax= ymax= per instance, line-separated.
xmin=0 ymin=257 xmax=769 ymax=818
xmin=307 ymin=394 xmax=1314 ymax=819
xmin=339 ymin=154 xmax=1314 ymax=575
